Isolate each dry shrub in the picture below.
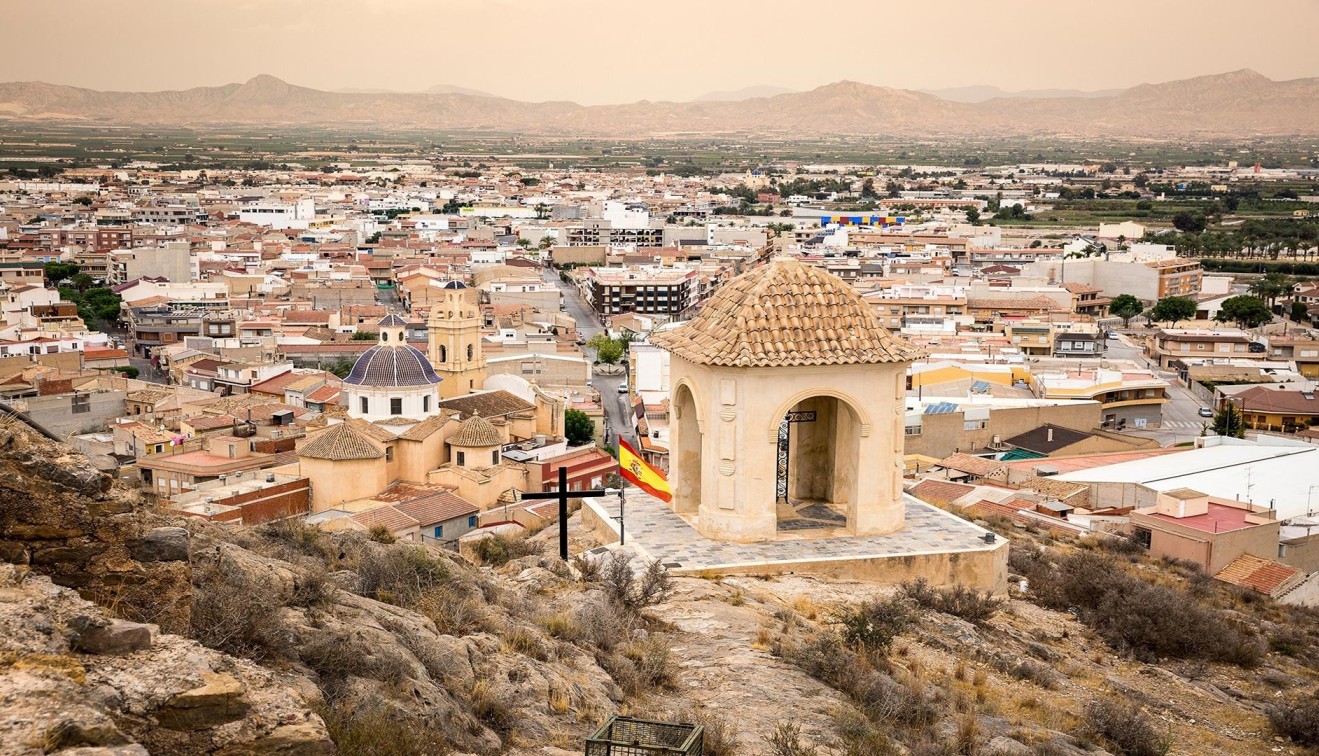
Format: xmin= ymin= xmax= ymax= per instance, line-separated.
xmin=834 ymin=595 xmax=920 ymax=652
xmin=1082 ymin=698 xmax=1170 ymax=756
xmin=780 ymin=633 xmax=939 ymax=731
xmin=600 ymin=551 xmax=672 ymax=613
xmin=468 ymin=679 xmax=515 ymax=734
xmin=501 ymin=625 xmax=549 ymax=661
xmin=1006 ymin=660 xmax=1059 ymax=689
xmin=899 ymin=578 xmax=1002 ymax=625
xmin=318 ymin=700 xmax=451 ymax=755
xmin=573 ymin=595 xmax=636 ymax=652
xmin=290 ymin=564 xmax=337 ymax=608
xmin=831 ymin=706 xmax=897 ymax=756
xmin=664 ymin=705 xmax=741 ymax=756
xmin=415 ymin=583 xmax=490 ymax=636
xmin=764 ymin=722 xmax=819 ymax=756
xmin=1018 ymin=550 xmax=1262 ymax=666
xmin=367 ymin=524 xmax=397 ymax=544
xmin=571 ymin=551 xmax=602 ymax=582
xmin=354 ymin=545 xmax=450 ymax=604
xmin=189 ymin=560 xmax=290 ymax=661
xmin=301 ymin=630 xmax=412 ymax=697
xmin=624 ymin=634 xmax=675 ymax=690
xmin=468 ymin=533 xmax=540 ymax=566
xmin=1267 ymin=688 xmax=1319 ymax=748
xmin=259 ymin=518 xmax=326 ymax=558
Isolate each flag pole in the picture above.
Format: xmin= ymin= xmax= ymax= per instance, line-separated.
xmin=617 ymin=484 xmax=626 ymax=546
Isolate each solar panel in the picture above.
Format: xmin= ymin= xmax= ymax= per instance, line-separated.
xmin=923 ymin=401 xmax=959 ymax=415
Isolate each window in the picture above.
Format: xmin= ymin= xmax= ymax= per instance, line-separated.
xmin=1132 ymin=527 xmax=1152 ymax=550
xmin=468 ymin=515 xmax=478 ymax=527
xmin=71 ymin=395 xmax=90 ymax=414
xmin=385 ymin=446 xmax=394 ymax=462
xmin=904 ymin=425 xmax=922 ymax=436
xmin=360 ymin=396 xmax=369 ymax=414
xmin=423 ymin=395 xmax=431 ymax=413
xmin=433 ymin=525 xmax=443 ymax=538
xmin=491 ymin=450 xmax=499 ymax=465
xmin=466 ymin=344 xmax=474 ymax=360
xmin=390 ymin=397 xmax=402 ymax=415
xmin=456 ymin=451 xmax=465 ymax=466
xmin=439 ymin=345 xmax=447 ymax=362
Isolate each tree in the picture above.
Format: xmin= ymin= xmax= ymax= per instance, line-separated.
xmin=1109 ymin=294 xmax=1144 ymax=328
xmin=586 ymin=333 xmax=624 ymax=364
xmin=1248 ymin=272 xmax=1292 ymax=307
xmin=964 ymin=207 xmax=980 ymax=225
xmin=1291 ymin=301 xmax=1311 ymax=324
xmin=1213 ymin=403 xmax=1246 ymax=439
xmin=1172 ymin=212 xmax=1208 ymax=234
xmin=564 ymin=409 xmax=595 ymax=447
xmin=595 ymin=339 xmax=623 ymax=365
xmin=112 ymin=366 xmax=139 ymax=379
xmin=1149 ymin=296 xmax=1197 ymax=327
xmin=44 ymin=262 xmax=79 ymax=286
xmin=70 ymin=273 xmax=94 ymax=292
xmin=1215 ymin=295 xmax=1273 ymax=329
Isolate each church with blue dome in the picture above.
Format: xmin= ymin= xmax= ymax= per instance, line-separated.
xmin=343 ymin=315 xmax=444 ymax=422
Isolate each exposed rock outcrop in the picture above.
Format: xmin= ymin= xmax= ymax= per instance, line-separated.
xmin=0 ymin=564 xmax=332 ymax=755
xmin=0 ymin=420 xmax=191 ymax=634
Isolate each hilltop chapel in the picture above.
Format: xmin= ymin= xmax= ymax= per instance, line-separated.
xmin=295 ymin=284 xmax=567 ymax=515
xmin=650 ymin=256 xmax=923 ymax=542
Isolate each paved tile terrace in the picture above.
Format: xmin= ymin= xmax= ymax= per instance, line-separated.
xmin=591 ymin=491 xmax=1000 ymax=571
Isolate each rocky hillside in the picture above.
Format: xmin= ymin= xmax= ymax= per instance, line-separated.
xmin=0 ymin=69 xmax=1315 ymax=137
xmin=3 ymin=416 xmax=1319 ymax=755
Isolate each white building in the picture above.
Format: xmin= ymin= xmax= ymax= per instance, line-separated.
xmin=342 ymin=315 xmax=444 ymax=424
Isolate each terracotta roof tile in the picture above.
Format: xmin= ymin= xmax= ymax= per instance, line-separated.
xmin=1214 ymin=554 xmax=1301 ymax=596
xmin=447 ymin=413 xmax=502 ymax=447
xmin=651 ymin=257 xmax=921 ymax=368
xmin=299 ymin=422 xmax=384 ymax=461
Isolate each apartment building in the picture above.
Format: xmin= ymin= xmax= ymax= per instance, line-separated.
xmin=1032 ymin=365 xmax=1169 ymax=429
xmin=1151 ymin=329 xmax=1255 ymax=370
xmin=579 ymin=265 xmax=700 ymax=317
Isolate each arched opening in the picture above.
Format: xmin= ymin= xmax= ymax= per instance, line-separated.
xmin=380 ymin=331 xmax=389 ymax=342
xmin=466 ymin=343 xmax=474 ymax=361
xmin=775 ymin=395 xmax=861 ymax=534
xmin=439 ymin=345 xmax=447 ymax=362
xmin=671 ymin=383 xmax=703 ymax=515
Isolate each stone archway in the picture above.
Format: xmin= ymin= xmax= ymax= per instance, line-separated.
xmin=775 ymin=394 xmax=863 ymax=534
xmin=671 ymin=382 xmax=703 ymax=516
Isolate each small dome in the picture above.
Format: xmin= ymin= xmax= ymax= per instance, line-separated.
xmin=344 ymin=344 xmax=442 ymax=387
xmin=650 ymin=256 xmax=921 ymax=368
xmin=441 ymin=280 xmax=468 ymax=289
xmin=377 ymin=314 xmax=408 ymax=327
xmin=447 ymin=412 xmax=502 ymax=447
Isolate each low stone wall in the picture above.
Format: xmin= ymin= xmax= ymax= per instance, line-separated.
xmin=581 ymin=499 xmax=620 ymax=545
xmin=671 ymin=543 xmax=1009 ymax=595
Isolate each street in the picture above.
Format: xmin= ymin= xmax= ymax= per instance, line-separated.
xmin=1104 ymin=333 xmax=1213 ymax=445
xmin=543 ymin=267 xmax=636 ymax=450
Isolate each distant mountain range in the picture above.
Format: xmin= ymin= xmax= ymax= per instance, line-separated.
xmin=918 ymin=85 xmax=1124 ymax=103
xmin=695 ymin=85 xmax=797 ymax=102
xmin=0 ymin=70 xmax=1314 ymax=137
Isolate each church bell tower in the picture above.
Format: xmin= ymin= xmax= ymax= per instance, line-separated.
xmin=427 ymin=281 xmax=487 ymax=399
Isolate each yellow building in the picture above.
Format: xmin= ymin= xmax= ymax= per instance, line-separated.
xmin=428 ymin=281 xmax=488 ymax=399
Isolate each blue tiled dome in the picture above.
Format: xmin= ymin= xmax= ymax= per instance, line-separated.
xmin=343 ymin=344 xmax=442 ymax=387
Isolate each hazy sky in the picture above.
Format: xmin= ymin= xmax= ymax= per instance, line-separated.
xmin=3 ymin=0 xmax=1318 ymax=104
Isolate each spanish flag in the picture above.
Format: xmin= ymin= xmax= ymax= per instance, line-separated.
xmin=618 ymin=438 xmax=672 ymax=502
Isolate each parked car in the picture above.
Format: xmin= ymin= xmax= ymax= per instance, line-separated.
xmin=1198 ymin=407 xmax=1214 ymax=418
xmin=618 ymin=382 xmax=629 ymax=394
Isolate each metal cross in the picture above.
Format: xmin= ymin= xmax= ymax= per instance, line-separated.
xmin=520 ymin=466 xmax=609 ymax=560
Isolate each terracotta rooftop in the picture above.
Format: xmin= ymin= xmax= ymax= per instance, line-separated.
xmin=909 ymin=479 xmax=976 ymax=507
xmin=447 ymin=413 xmax=503 ymax=447
xmin=650 ymin=256 xmax=920 ymax=368
xmin=299 ymin=422 xmax=384 ymax=461
xmin=1213 ymin=554 xmax=1301 ymax=596
xmin=439 ymin=389 xmax=535 ymax=419
xmin=937 ymin=453 xmax=1007 ymax=478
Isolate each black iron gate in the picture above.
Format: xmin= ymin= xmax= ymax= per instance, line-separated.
xmin=775 ymin=410 xmax=816 ymax=505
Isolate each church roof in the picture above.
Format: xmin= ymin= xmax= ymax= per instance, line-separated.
xmin=447 ymin=413 xmax=503 ymax=447
xmin=439 ymin=390 xmax=535 ymax=419
xmin=343 ymin=344 xmax=442 ymax=387
xmin=300 ymin=422 xmax=385 ymax=461
xmin=377 ymin=314 xmax=408 ymax=327
xmin=650 ymin=257 xmax=921 ymax=368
